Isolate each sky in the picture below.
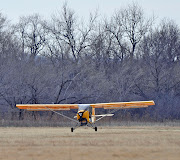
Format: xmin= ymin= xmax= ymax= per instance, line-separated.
xmin=1 ymin=0 xmax=180 ymax=26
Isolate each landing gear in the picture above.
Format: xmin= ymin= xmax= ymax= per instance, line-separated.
xmin=71 ymin=122 xmax=81 ymax=132
xmin=71 ymin=126 xmax=97 ymax=132
xmin=95 ymin=127 xmax=97 ymax=131
xmin=71 ymin=122 xmax=97 ymax=132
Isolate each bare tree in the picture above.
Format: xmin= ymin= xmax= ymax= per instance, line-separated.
xmin=15 ymin=14 xmax=46 ymax=61
xmin=157 ymin=19 xmax=180 ymax=62
xmin=104 ymin=13 xmax=127 ymax=62
xmin=117 ymin=3 xmax=153 ymax=60
xmin=44 ymin=3 xmax=97 ymax=63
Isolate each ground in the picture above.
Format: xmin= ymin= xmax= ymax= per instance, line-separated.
xmin=0 ymin=126 xmax=180 ymax=160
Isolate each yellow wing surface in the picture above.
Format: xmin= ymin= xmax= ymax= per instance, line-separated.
xmin=16 ymin=100 xmax=155 ymax=110
xmin=90 ymin=100 xmax=155 ymax=109
xmin=16 ymin=104 xmax=79 ymax=110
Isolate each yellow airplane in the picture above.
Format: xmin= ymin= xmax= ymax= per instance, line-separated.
xmin=16 ymin=100 xmax=155 ymax=132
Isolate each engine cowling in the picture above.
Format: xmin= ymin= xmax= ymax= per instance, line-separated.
xmin=77 ymin=110 xmax=90 ymax=124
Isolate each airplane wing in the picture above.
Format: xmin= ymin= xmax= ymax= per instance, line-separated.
xmin=16 ymin=100 xmax=155 ymax=110
xmin=90 ymin=100 xmax=155 ymax=109
xmin=16 ymin=104 xmax=79 ymax=111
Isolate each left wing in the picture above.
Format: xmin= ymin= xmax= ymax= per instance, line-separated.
xmin=90 ymin=100 xmax=155 ymax=109
xmin=16 ymin=104 xmax=79 ymax=110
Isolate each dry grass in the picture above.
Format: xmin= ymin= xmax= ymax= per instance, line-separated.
xmin=0 ymin=126 xmax=180 ymax=160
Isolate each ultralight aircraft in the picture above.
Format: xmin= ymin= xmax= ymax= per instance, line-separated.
xmin=16 ymin=100 xmax=155 ymax=132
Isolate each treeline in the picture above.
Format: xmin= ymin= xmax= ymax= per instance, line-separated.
xmin=0 ymin=3 xmax=180 ymax=123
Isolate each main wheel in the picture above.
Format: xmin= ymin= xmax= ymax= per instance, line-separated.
xmin=71 ymin=127 xmax=74 ymax=132
xmin=95 ymin=127 xmax=97 ymax=131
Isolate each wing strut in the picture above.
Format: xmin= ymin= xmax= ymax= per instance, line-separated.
xmin=45 ymin=107 xmax=79 ymax=123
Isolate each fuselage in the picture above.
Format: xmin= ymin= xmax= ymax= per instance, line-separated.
xmin=76 ymin=104 xmax=92 ymax=125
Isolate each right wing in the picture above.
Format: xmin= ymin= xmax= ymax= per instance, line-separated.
xmin=90 ymin=100 xmax=155 ymax=109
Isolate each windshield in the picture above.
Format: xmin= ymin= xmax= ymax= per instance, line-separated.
xmin=78 ymin=104 xmax=90 ymax=111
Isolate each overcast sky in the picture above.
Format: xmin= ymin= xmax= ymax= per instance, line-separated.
xmin=1 ymin=0 xmax=180 ymax=26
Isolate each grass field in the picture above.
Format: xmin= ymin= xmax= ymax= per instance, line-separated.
xmin=0 ymin=126 xmax=180 ymax=160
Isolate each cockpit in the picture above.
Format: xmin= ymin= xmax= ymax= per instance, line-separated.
xmin=78 ymin=104 xmax=90 ymax=112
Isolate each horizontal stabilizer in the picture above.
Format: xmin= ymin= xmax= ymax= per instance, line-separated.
xmin=92 ymin=114 xmax=114 ymax=117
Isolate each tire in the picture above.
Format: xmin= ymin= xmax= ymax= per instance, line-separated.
xmin=71 ymin=127 xmax=73 ymax=132
xmin=95 ymin=127 xmax=97 ymax=131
